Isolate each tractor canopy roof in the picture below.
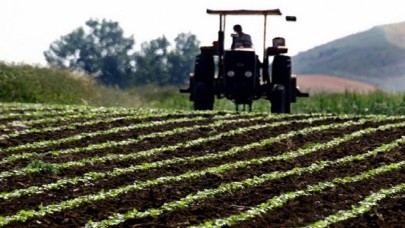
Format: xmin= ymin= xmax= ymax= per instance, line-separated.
xmin=206 ymin=9 xmax=282 ymax=16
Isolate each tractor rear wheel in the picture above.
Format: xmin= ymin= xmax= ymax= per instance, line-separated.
xmin=193 ymin=82 xmax=214 ymax=110
xmin=272 ymin=55 xmax=292 ymax=113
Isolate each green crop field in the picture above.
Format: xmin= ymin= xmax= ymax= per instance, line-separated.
xmin=0 ymin=102 xmax=404 ymax=227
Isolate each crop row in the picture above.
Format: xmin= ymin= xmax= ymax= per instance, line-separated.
xmin=0 ymin=115 xmax=208 ymax=154
xmin=0 ymin=119 xmax=403 ymax=226
xmin=1 ymin=109 xmax=176 ymax=138
xmin=0 ymin=103 xmax=164 ymax=114
xmin=0 ymin=104 xmax=231 ymax=132
xmin=0 ymin=107 xmax=228 ymax=136
xmin=189 ymin=136 xmax=405 ymax=227
xmin=0 ymin=110 xmax=130 ymax=132
xmin=0 ymin=102 xmax=111 ymax=112
xmin=305 ymin=182 xmax=404 ymax=228
xmin=0 ymin=108 xmax=106 ymax=121
xmin=89 ymin=149 xmax=405 ymax=227
xmin=1 ymin=109 xmax=251 ymax=153
xmin=1 ymin=103 xmax=404 ymax=227
xmin=0 ymin=116 xmax=290 ymax=178
xmin=0 ymin=106 xmax=158 ymax=131
xmin=0 ymin=113 xmax=322 ymax=183
xmin=0 ymin=115 xmax=331 ymax=199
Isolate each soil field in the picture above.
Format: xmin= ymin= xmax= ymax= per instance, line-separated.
xmin=0 ymin=103 xmax=404 ymax=227
xmin=297 ymin=75 xmax=379 ymax=93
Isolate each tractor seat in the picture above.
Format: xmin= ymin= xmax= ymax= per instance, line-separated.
xmin=228 ymin=47 xmax=255 ymax=52
xmin=267 ymin=46 xmax=288 ymax=56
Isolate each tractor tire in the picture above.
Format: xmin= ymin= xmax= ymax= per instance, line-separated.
xmin=272 ymin=55 xmax=292 ymax=113
xmin=270 ymin=84 xmax=286 ymax=113
xmin=193 ymin=82 xmax=214 ymax=110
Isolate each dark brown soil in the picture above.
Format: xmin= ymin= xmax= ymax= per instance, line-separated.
xmin=0 ymin=115 xmax=320 ymax=192
xmin=113 ymin=135 xmax=405 ymax=227
xmin=0 ymin=111 xmax=403 ymax=228
xmin=0 ymin=113 xmax=222 ymax=149
xmin=0 ymin=117 xmax=215 ymax=170
xmin=332 ymin=194 xmax=405 ymax=227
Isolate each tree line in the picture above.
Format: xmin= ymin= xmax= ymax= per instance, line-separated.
xmin=44 ymin=19 xmax=200 ymax=88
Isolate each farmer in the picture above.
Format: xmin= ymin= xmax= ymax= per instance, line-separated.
xmin=231 ymin=24 xmax=253 ymax=49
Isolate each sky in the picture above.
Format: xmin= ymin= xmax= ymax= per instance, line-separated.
xmin=0 ymin=0 xmax=404 ymax=66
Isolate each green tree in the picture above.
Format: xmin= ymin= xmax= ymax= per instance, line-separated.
xmin=167 ymin=33 xmax=200 ymax=84
xmin=133 ymin=33 xmax=200 ymax=86
xmin=44 ymin=19 xmax=135 ymax=88
xmin=132 ymin=36 xmax=171 ymax=85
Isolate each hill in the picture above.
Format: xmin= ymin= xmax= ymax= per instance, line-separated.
xmin=292 ymin=21 xmax=405 ymax=91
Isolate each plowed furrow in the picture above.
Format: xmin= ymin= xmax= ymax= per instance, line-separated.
xmin=330 ymin=194 xmax=404 ymax=228
xmin=1 ymin=114 xmax=212 ymax=144
xmin=156 ymin=145 xmax=404 ymax=227
xmin=0 ymin=120 xmax=397 ymax=226
xmin=0 ymin=118 xmax=216 ymax=171
xmin=0 ymin=115 xmax=276 ymax=191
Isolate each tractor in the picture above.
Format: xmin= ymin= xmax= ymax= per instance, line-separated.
xmin=180 ymin=9 xmax=309 ymax=113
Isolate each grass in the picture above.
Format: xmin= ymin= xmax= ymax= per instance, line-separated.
xmin=292 ymin=90 xmax=405 ymax=115
xmin=1 ymin=62 xmax=404 ymax=115
xmin=0 ymin=62 xmax=141 ymax=107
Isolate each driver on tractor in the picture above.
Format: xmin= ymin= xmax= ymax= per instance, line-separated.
xmin=231 ymin=24 xmax=252 ymax=49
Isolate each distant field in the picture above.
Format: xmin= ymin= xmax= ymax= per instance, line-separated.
xmin=297 ymin=75 xmax=379 ymax=93
xmin=0 ymin=103 xmax=404 ymax=227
